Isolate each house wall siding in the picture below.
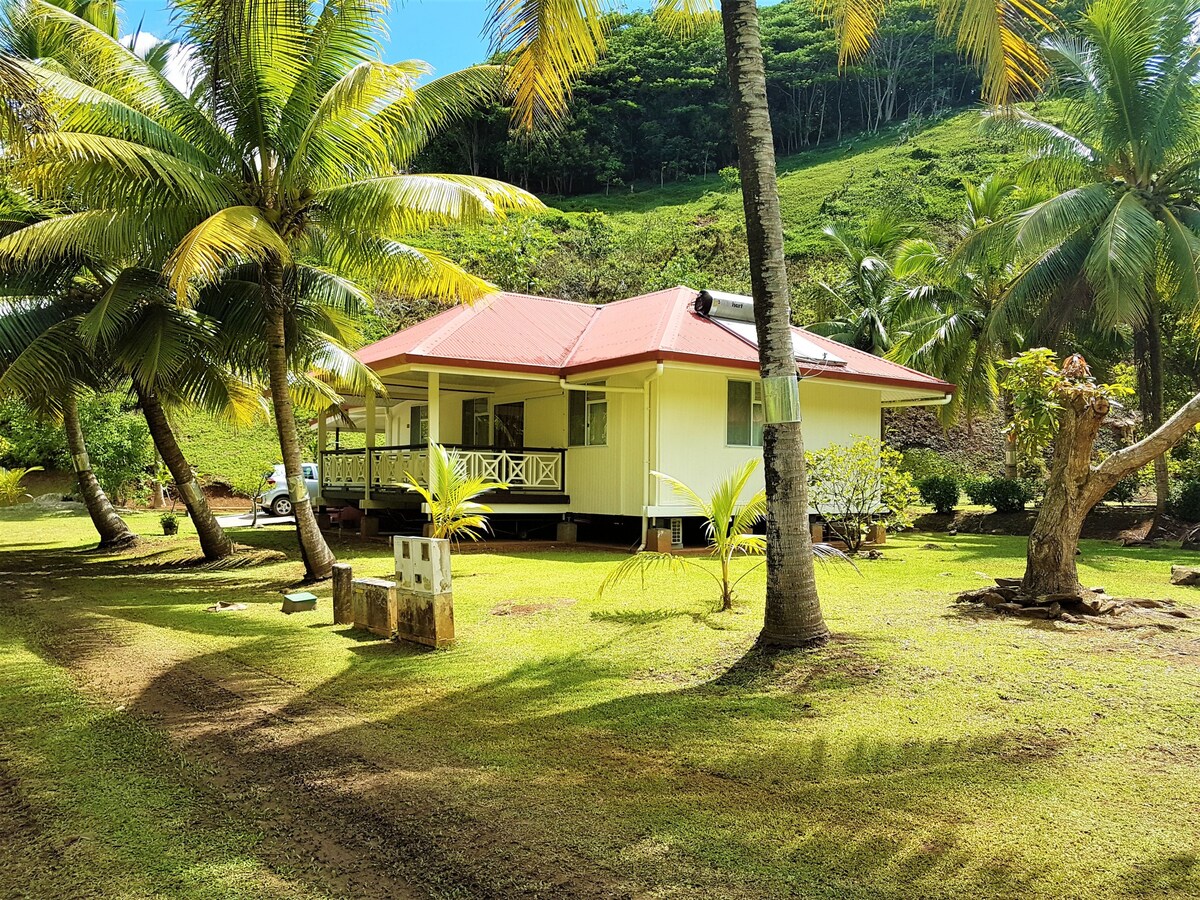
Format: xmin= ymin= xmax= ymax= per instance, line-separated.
xmin=651 ymin=367 xmax=882 ymax=514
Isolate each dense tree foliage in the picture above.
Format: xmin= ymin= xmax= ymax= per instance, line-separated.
xmin=419 ymin=3 xmax=979 ymax=195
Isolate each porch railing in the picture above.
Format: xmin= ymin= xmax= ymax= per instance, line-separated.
xmin=320 ymin=444 xmax=565 ymax=494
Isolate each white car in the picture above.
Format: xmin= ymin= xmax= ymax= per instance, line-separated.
xmin=258 ymin=463 xmax=319 ymax=517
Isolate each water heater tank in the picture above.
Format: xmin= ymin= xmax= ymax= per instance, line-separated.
xmin=694 ymin=289 xmax=756 ymax=322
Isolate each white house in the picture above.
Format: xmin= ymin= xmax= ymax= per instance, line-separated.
xmin=317 ymin=286 xmax=954 ymax=542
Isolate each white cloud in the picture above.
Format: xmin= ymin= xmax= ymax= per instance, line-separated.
xmin=120 ymin=32 xmax=201 ymax=95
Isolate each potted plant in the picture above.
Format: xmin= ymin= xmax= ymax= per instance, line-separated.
xmin=160 ymin=512 xmax=179 ymax=536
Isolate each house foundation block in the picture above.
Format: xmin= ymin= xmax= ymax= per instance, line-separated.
xmin=647 ymin=527 xmax=673 ymax=553
xmin=359 ymin=515 xmax=381 ymax=538
xmin=810 ymin=522 xmax=824 ymax=543
xmin=556 ymin=521 xmax=578 ymax=543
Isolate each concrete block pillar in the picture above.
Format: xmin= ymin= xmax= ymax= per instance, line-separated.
xmin=810 ymin=522 xmax=824 ymax=543
xmin=332 ymin=563 xmax=353 ymax=625
xmin=360 ymin=515 xmax=380 ymax=538
xmin=556 ymin=521 xmax=578 ymax=543
xmin=647 ymin=527 xmax=673 ymax=553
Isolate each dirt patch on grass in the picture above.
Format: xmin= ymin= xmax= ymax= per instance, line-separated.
xmin=492 ymin=598 xmax=577 ymax=616
xmin=714 ymin=636 xmax=882 ymax=693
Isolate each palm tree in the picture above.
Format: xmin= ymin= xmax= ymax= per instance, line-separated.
xmin=810 ymin=214 xmax=914 ymax=355
xmin=889 ymin=175 xmax=1030 ymax=431
xmin=487 ymin=0 xmax=1051 ymax=645
xmin=0 ymin=293 xmax=139 ymax=549
xmin=404 ymin=443 xmax=507 ymax=542
xmin=1 ymin=0 xmax=543 ymax=580
xmin=994 ymin=0 xmax=1200 ymax=520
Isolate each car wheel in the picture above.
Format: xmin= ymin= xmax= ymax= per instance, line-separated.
xmin=271 ymin=496 xmax=294 ymax=517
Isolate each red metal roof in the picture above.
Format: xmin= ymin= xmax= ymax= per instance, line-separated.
xmin=356 ymin=286 xmax=954 ymax=395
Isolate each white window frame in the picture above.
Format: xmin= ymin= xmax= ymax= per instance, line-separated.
xmin=569 ymin=383 xmax=608 ymax=447
xmin=727 ymin=379 xmax=764 ymax=447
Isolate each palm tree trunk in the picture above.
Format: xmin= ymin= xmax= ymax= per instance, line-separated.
xmin=719 ymin=0 xmax=828 ymax=648
xmin=136 ymin=385 xmax=233 ymax=561
xmin=1133 ymin=312 xmax=1168 ymax=523
xmin=62 ymin=393 xmax=138 ymax=551
xmin=262 ymin=260 xmax=336 ymax=581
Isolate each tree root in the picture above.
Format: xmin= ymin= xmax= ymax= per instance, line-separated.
xmin=955 ymin=579 xmax=1193 ymax=624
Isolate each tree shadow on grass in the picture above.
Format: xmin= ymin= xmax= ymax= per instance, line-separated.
xmin=111 ymin=636 xmax=1092 ymax=900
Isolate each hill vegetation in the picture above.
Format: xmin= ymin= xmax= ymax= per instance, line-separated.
xmin=382 ymin=106 xmax=1036 ymax=333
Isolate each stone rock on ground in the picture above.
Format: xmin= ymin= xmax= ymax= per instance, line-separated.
xmin=1170 ymin=565 xmax=1200 ymax=586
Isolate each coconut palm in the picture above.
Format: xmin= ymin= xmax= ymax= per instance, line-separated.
xmin=889 ymin=175 xmax=1031 ymax=430
xmin=600 ymin=459 xmax=848 ymax=612
xmin=490 ymin=0 xmax=1052 ymax=646
xmin=809 ymin=214 xmax=915 ymax=355
xmin=404 ymin=443 xmax=507 ymax=542
xmin=0 ymin=0 xmax=543 ymax=580
xmin=0 ymin=293 xmax=139 ymax=549
xmin=992 ymin=0 xmax=1200 ymax=518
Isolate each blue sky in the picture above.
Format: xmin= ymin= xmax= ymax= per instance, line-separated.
xmin=123 ymin=0 xmax=496 ymax=78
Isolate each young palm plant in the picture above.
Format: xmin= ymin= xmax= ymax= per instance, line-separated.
xmin=600 ymin=460 xmax=847 ymax=613
xmin=404 ymin=443 xmax=506 ymax=542
xmin=0 ymin=464 xmax=41 ymax=505
xmin=991 ymin=0 xmax=1200 ymax=518
xmin=1 ymin=0 xmax=543 ymax=579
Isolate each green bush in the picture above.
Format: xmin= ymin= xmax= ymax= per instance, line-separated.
xmin=1104 ymin=473 xmax=1140 ymax=506
xmin=963 ymin=474 xmax=993 ymax=506
xmin=1169 ymin=479 xmax=1200 ymax=523
xmin=917 ymin=474 xmax=960 ymax=514
xmin=899 ymin=448 xmax=958 ymax=483
xmin=963 ymin=475 xmax=1032 ymax=514
xmin=0 ymin=395 xmax=153 ymax=502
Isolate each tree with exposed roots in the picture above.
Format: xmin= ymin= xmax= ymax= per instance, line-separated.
xmin=1019 ymin=353 xmax=1200 ymax=595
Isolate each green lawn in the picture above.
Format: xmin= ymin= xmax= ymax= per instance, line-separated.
xmin=1 ymin=507 xmax=1198 ymax=899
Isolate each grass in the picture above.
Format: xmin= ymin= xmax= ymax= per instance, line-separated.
xmin=1 ymin=508 xmax=1199 ymax=898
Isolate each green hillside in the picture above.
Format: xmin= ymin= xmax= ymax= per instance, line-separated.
xmin=554 ymin=107 xmax=1030 ymax=258
xmin=404 ymin=106 xmax=1044 ymax=325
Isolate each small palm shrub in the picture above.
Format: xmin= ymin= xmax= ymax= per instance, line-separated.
xmin=917 ymin=474 xmax=960 ymax=515
xmin=0 ymin=465 xmax=41 ymax=506
xmin=600 ymin=460 xmax=849 ymax=612
xmin=405 ymin=444 xmax=507 ymax=542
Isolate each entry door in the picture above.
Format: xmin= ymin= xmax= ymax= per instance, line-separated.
xmin=494 ymin=402 xmax=525 ymax=450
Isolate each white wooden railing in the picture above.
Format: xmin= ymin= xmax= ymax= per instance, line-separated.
xmin=321 ymin=445 xmax=564 ymax=494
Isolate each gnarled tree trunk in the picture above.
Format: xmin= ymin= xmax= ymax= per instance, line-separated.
xmin=262 ymin=261 xmax=335 ymax=581
xmin=720 ymin=0 xmax=827 ymax=647
xmin=62 ymin=393 xmax=138 ymax=551
xmin=136 ymin=385 xmax=233 ymax=560
xmin=1023 ymin=384 xmax=1200 ymax=594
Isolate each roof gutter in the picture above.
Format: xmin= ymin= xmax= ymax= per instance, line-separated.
xmin=880 ymin=395 xmax=953 ymax=408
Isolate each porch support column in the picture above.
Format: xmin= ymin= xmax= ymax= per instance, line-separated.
xmin=364 ymin=390 xmax=376 ymax=502
xmin=427 ymin=372 xmax=441 ymax=447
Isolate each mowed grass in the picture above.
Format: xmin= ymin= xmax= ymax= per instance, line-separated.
xmin=1 ymin=508 xmax=1199 ymax=899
